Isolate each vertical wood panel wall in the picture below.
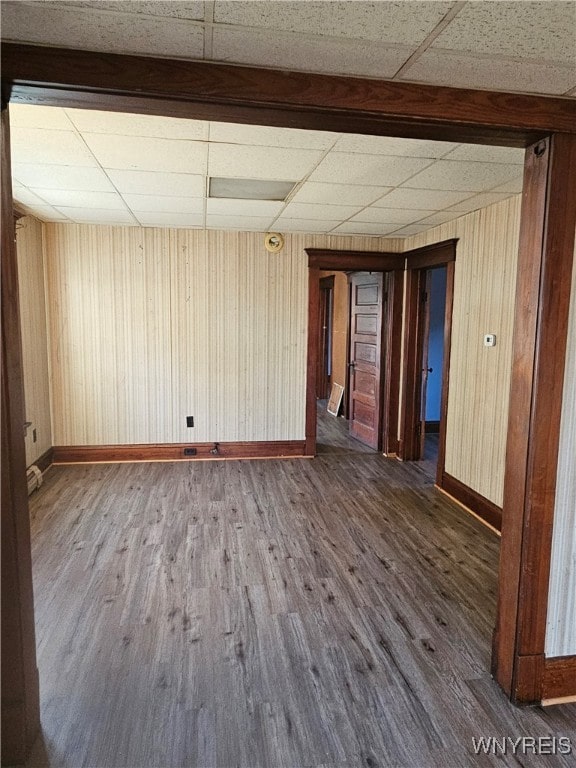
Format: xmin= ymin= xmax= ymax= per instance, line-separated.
xmin=16 ymin=215 xmax=52 ymax=466
xmin=545 ymin=230 xmax=576 ymax=658
xmin=403 ymin=197 xmax=522 ymax=506
xmin=44 ymin=225 xmax=400 ymax=446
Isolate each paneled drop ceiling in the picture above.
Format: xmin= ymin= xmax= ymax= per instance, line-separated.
xmin=10 ymin=104 xmax=524 ymax=237
xmin=2 ymin=1 xmax=575 ymax=96
xmin=4 ymin=1 xmax=573 ymax=236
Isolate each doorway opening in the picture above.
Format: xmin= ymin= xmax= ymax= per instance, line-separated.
xmin=399 ymin=240 xmax=456 ymax=486
xmin=420 ymin=266 xmax=447 ymax=475
xmin=305 ymin=248 xmax=404 ymax=458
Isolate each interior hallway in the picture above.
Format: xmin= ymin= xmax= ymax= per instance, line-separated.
xmin=26 ymin=452 xmax=575 ymax=768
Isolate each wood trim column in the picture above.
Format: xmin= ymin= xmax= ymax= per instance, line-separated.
xmin=1 ymin=103 xmax=40 ymax=764
xmin=306 ymin=267 xmax=320 ymax=456
xmin=493 ymin=134 xmax=576 ymax=703
xmin=382 ymin=269 xmax=403 ymax=456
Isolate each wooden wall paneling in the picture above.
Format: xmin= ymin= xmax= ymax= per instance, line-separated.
xmin=3 ymin=44 xmax=576 ymax=145
xmin=403 ymin=198 xmax=521 ymax=508
xmin=45 ymin=226 xmax=311 ymax=446
xmin=1 ymin=103 xmax=40 ymax=766
xmin=15 ymin=216 xmax=52 ymax=467
xmin=545 ymin=228 xmax=576 ymax=658
xmin=493 ymin=134 xmax=576 ymax=703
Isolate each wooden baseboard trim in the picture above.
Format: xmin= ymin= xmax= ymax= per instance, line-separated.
xmin=542 ymin=656 xmax=576 ymax=701
xmin=438 ymin=472 xmax=502 ymax=532
xmin=30 ymin=446 xmax=54 ymax=474
xmin=425 ymin=420 xmax=440 ymax=433
xmin=53 ymin=441 xmax=307 ymax=464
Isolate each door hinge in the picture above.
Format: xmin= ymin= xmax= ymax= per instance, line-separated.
xmin=421 ymin=291 xmax=428 ymax=303
xmin=416 ymin=422 xmax=422 ymax=437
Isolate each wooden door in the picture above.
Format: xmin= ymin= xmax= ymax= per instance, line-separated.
xmin=348 ymin=272 xmax=384 ymax=449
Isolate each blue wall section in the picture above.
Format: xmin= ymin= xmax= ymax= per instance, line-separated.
xmin=426 ymin=267 xmax=447 ymax=422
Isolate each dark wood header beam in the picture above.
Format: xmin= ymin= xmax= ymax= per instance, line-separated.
xmin=306 ymin=249 xmax=404 ymax=272
xmin=3 ymin=44 xmax=575 ymax=146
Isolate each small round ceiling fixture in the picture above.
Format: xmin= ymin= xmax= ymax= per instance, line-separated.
xmin=264 ymin=232 xmax=284 ymax=253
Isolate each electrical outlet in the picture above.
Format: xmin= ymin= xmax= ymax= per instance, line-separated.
xmin=33 ymin=428 xmax=37 ymax=443
xmin=186 ymin=416 xmax=194 ymax=428
xmin=184 ymin=447 xmax=197 ymax=456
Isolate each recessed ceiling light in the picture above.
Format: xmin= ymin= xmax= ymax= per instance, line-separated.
xmin=209 ymin=177 xmax=296 ymax=201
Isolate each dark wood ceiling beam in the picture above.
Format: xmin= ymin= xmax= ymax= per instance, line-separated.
xmin=2 ymin=44 xmax=575 ymax=146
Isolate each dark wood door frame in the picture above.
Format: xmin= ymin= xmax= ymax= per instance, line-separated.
xmin=306 ymin=250 xmax=404 ymax=457
xmin=2 ymin=53 xmax=576 ymax=762
xmin=317 ymin=276 xmax=335 ymax=400
xmin=399 ymin=241 xmax=456 ymax=486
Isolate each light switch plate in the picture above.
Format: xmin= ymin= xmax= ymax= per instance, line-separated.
xmin=484 ymin=334 xmax=497 ymax=347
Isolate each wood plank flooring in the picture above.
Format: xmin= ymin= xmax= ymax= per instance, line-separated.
xmin=25 ymin=450 xmax=576 ymax=768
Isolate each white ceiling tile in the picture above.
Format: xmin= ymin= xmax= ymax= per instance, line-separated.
xmin=214 ymin=1 xmax=453 ymax=45
xmin=399 ymin=49 xmax=576 ymax=96
xmin=403 ymin=160 xmax=522 ymax=192
xmin=208 ymin=144 xmax=323 ymax=181
xmin=122 ymin=195 xmax=204 ymax=214
xmin=373 ymin=188 xmax=472 ymax=209
xmin=310 ymin=154 xmax=432 ymax=186
xmin=13 ymin=188 xmax=54 ymax=207
xmin=331 ymin=221 xmax=401 ymax=236
xmin=212 ymin=26 xmax=413 ymax=79
xmin=442 ymin=145 xmax=525 ymax=165
xmin=1 ymin=2 xmax=204 ymax=59
xmin=350 ymin=207 xmax=435 ymax=225
xmin=415 ymin=211 xmax=462 ymax=227
xmin=206 ymin=199 xmax=284 ymax=217
xmin=135 ymin=212 xmax=204 ymax=228
xmin=205 ymin=215 xmax=273 ymax=231
xmin=54 ymin=207 xmax=137 ymax=225
xmin=491 ymin=177 xmax=524 ymax=195
xmin=446 ymin=192 xmax=518 ymax=215
xmin=65 ymin=109 xmax=208 ymax=140
xmin=333 ymin=135 xmax=457 ymax=158
xmin=387 ymin=224 xmax=435 ymax=237
xmin=30 ymin=189 xmax=127 ymax=210
xmin=11 ymin=129 xmax=98 ymax=167
xmin=431 ymin=1 xmax=576 ymax=64
xmin=280 ymin=202 xmax=362 ymax=221
xmin=83 ymin=134 xmax=207 ymax=174
xmin=273 ymin=218 xmax=335 ymax=233
xmin=19 ymin=204 xmax=70 ymax=222
xmin=291 ymin=182 xmax=391 ymax=207
xmin=12 ymin=163 xmax=115 ymax=192
xmin=105 ymin=170 xmax=205 ymax=198
xmin=9 ymin=104 xmax=75 ymax=130
xmin=42 ymin=2 xmax=205 ymax=21
xmin=209 ymin=122 xmax=336 ymax=150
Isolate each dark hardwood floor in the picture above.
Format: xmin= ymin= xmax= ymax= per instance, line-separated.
xmin=316 ymin=400 xmax=374 ymax=455
xmin=25 ymin=451 xmax=575 ymax=768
